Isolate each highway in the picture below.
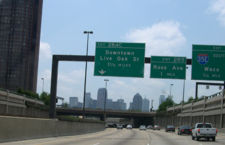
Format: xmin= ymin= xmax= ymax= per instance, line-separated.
xmin=1 ymin=128 xmax=225 ymax=145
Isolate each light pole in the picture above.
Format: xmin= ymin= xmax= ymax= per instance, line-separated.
xmin=82 ymin=31 xmax=93 ymax=117
xmin=182 ymin=67 xmax=189 ymax=109
xmin=104 ymin=79 xmax=109 ymax=121
xmin=41 ymin=78 xmax=44 ymax=93
xmin=169 ymin=84 xmax=174 ymax=98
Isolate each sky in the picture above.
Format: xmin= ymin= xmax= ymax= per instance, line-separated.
xmin=37 ymin=0 xmax=225 ymax=109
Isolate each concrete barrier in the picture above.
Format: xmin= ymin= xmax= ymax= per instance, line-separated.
xmin=0 ymin=116 xmax=105 ymax=143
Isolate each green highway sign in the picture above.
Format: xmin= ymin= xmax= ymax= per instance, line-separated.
xmin=150 ymin=56 xmax=186 ymax=79
xmin=94 ymin=42 xmax=145 ymax=77
xmin=192 ymin=44 xmax=225 ymax=81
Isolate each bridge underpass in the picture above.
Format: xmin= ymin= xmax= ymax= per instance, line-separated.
xmin=56 ymin=108 xmax=155 ymax=127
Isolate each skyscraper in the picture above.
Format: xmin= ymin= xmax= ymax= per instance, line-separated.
xmin=142 ymin=98 xmax=150 ymax=112
xmin=117 ymin=99 xmax=126 ymax=110
xmin=97 ymin=88 xmax=107 ymax=109
xmin=159 ymin=95 xmax=166 ymax=105
xmin=0 ymin=0 xmax=43 ymax=92
xmin=85 ymin=92 xmax=91 ymax=108
xmin=132 ymin=93 xmax=143 ymax=111
xmin=69 ymin=97 xmax=79 ymax=108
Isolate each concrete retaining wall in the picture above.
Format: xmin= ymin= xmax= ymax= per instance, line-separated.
xmin=155 ymin=114 xmax=225 ymax=129
xmin=0 ymin=116 xmax=105 ymax=143
xmin=0 ymin=104 xmax=49 ymax=118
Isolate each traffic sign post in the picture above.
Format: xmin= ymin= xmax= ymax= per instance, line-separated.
xmin=150 ymin=56 xmax=186 ymax=79
xmin=94 ymin=42 xmax=145 ymax=77
xmin=192 ymin=45 xmax=225 ymax=81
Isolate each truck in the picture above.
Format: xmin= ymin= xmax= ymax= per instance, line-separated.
xmin=192 ymin=123 xmax=218 ymax=141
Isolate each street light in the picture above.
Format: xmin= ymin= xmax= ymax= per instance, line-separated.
xmin=169 ymin=84 xmax=174 ymax=98
xmin=41 ymin=78 xmax=44 ymax=93
xmin=82 ymin=31 xmax=93 ymax=117
xmin=104 ymin=79 xmax=109 ymax=121
xmin=181 ymin=67 xmax=189 ymax=113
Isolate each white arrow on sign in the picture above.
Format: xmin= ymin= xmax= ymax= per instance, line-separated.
xmin=98 ymin=69 xmax=106 ymax=75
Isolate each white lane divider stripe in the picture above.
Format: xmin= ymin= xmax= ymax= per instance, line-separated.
xmin=93 ymin=143 xmax=100 ymax=145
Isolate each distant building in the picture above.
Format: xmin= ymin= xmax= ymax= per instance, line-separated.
xmin=159 ymin=95 xmax=166 ymax=105
xmin=142 ymin=98 xmax=150 ymax=112
xmin=89 ymin=100 xmax=97 ymax=109
xmin=78 ymin=102 xmax=83 ymax=108
xmin=129 ymin=102 xmax=133 ymax=110
xmin=85 ymin=92 xmax=91 ymax=108
xmin=132 ymin=93 xmax=143 ymax=111
xmin=106 ymin=99 xmax=113 ymax=110
xmin=97 ymin=88 xmax=107 ymax=109
xmin=69 ymin=97 xmax=79 ymax=108
xmin=117 ymin=99 xmax=126 ymax=110
xmin=0 ymin=0 xmax=43 ymax=92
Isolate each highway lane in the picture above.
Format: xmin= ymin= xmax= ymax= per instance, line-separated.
xmin=149 ymin=129 xmax=225 ymax=145
xmin=1 ymin=128 xmax=225 ymax=145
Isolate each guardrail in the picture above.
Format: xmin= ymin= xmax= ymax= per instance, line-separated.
xmin=0 ymin=90 xmax=44 ymax=111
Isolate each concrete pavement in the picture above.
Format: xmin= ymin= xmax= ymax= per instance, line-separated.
xmin=1 ymin=128 xmax=225 ymax=145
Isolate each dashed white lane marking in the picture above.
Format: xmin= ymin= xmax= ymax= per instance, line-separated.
xmin=93 ymin=143 xmax=100 ymax=145
xmin=147 ymin=144 xmax=150 ymax=145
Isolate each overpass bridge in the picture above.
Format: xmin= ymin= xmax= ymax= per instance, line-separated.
xmin=56 ymin=108 xmax=156 ymax=127
xmin=56 ymin=108 xmax=155 ymax=118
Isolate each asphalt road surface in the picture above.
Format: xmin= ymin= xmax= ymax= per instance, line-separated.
xmin=1 ymin=128 xmax=225 ymax=145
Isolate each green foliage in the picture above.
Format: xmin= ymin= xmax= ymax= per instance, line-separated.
xmin=187 ymin=96 xmax=194 ymax=103
xmin=17 ymin=88 xmax=39 ymax=100
xmin=17 ymin=89 xmax=51 ymax=106
xmin=39 ymin=92 xmax=50 ymax=106
xmin=157 ymin=97 xmax=174 ymax=112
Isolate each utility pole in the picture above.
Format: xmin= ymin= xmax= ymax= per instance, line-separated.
xmin=82 ymin=31 xmax=93 ymax=118
xmin=103 ymin=79 xmax=109 ymax=121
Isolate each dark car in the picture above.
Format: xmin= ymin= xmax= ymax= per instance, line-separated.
xmin=178 ymin=125 xmax=192 ymax=135
xmin=165 ymin=125 xmax=175 ymax=132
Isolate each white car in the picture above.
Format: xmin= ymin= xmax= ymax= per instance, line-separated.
xmin=192 ymin=123 xmax=217 ymax=141
xmin=126 ymin=124 xmax=132 ymax=129
xmin=139 ymin=125 xmax=146 ymax=130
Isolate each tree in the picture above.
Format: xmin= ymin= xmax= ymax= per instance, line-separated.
xmin=187 ymin=96 xmax=194 ymax=103
xmin=157 ymin=97 xmax=174 ymax=112
xmin=17 ymin=88 xmax=39 ymax=100
xmin=39 ymin=92 xmax=50 ymax=106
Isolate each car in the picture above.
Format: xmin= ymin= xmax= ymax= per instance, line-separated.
xmin=105 ymin=123 xmax=116 ymax=128
xmin=178 ymin=125 xmax=192 ymax=135
xmin=153 ymin=125 xmax=160 ymax=130
xmin=116 ymin=124 xmax=123 ymax=129
xmin=126 ymin=124 xmax=132 ymax=129
xmin=147 ymin=125 xmax=153 ymax=129
xmin=165 ymin=125 xmax=175 ymax=132
xmin=192 ymin=123 xmax=217 ymax=141
xmin=139 ymin=125 xmax=146 ymax=130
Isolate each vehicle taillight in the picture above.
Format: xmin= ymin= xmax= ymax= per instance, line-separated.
xmin=189 ymin=129 xmax=192 ymax=132
xmin=181 ymin=129 xmax=184 ymax=132
xmin=197 ymin=129 xmax=200 ymax=133
xmin=216 ymin=128 xmax=218 ymax=133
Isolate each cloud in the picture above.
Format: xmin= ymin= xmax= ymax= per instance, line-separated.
xmin=209 ymin=0 xmax=225 ymax=26
xmin=40 ymin=42 xmax=52 ymax=59
xmin=125 ymin=21 xmax=186 ymax=56
xmin=58 ymin=69 xmax=84 ymax=85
